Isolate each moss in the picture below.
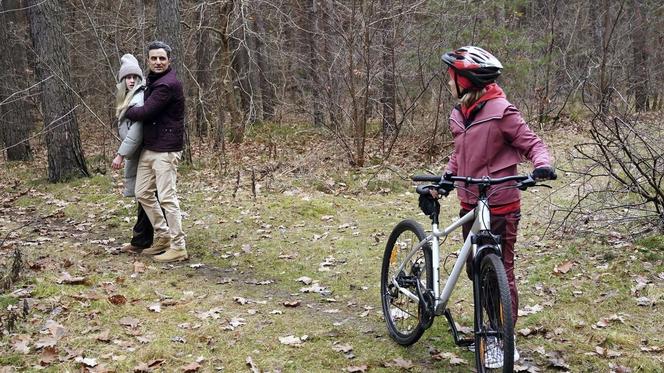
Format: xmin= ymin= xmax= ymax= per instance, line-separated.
xmin=637 ymin=235 xmax=664 ymax=251
xmin=32 ymin=281 xmax=62 ymax=298
xmin=0 ymin=295 xmax=19 ymax=309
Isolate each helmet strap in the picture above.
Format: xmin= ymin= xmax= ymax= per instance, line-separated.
xmin=453 ymin=73 xmax=464 ymax=99
xmin=454 ymin=71 xmax=469 ymax=100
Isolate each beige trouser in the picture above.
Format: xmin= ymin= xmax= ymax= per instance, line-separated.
xmin=135 ymin=149 xmax=185 ymax=249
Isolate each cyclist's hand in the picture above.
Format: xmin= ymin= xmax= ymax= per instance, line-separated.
xmin=429 ymin=188 xmax=439 ymax=199
xmin=532 ymin=166 xmax=557 ymax=181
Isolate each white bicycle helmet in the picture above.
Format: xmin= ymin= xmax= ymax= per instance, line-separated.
xmin=442 ymin=46 xmax=503 ymax=89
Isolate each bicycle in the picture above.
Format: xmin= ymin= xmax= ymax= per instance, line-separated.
xmin=381 ymin=173 xmax=550 ymax=372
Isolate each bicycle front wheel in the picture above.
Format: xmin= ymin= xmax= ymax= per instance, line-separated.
xmin=475 ymin=253 xmax=514 ymax=372
xmin=380 ymin=219 xmax=432 ymax=346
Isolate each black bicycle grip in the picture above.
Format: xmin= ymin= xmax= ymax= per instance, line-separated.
xmin=412 ymin=174 xmax=443 ymax=182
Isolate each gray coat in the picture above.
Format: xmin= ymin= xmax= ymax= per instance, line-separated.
xmin=117 ymin=89 xmax=144 ymax=197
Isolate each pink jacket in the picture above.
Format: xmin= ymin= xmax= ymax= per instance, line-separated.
xmin=446 ymin=98 xmax=551 ymax=206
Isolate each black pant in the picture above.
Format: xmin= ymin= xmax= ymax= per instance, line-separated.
xmin=130 ymin=203 xmax=154 ymax=248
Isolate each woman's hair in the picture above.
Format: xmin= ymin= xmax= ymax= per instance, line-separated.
xmin=459 ymin=88 xmax=486 ymax=108
xmin=115 ymin=76 xmax=143 ymax=119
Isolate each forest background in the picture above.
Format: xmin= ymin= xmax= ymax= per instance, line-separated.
xmin=0 ymin=0 xmax=663 ymax=372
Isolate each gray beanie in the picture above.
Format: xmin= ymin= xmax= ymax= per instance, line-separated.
xmin=118 ymin=54 xmax=144 ymax=81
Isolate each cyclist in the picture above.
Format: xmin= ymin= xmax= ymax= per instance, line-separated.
xmin=438 ymin=46 xmax=556 ymax=363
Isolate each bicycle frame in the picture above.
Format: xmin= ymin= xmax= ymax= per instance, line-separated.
xmin=391 ymin=196 xmax=494 ymax=314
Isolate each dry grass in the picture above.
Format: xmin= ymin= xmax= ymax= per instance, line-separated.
xmin=0 ymin=124 xmax=662 ymax=372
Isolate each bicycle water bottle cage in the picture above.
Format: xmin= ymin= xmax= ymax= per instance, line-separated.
xmin=472 ymin=230 xmax=501 ymax=246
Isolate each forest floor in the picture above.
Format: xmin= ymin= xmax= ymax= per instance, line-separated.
xmin=0 ymin=123 xmax=663 ymax=372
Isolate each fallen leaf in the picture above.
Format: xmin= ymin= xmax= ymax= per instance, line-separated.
xmin=636 ymin=297 xmax=653 ymax=306
xmin=11 ymin=334 xmax=31 ymax=354
xmin=35 ymin=336 xmax=58 ymax=349
xmin=133 ymin=363 xmax=151 ymax=372
xmin=171 ymin=336 xmax=187 ymax=343
xmin=234 ymin=297 xmax=250 ymax=305
xmin=554 ymin=261 xmax=573 ymax=274
xmin=296 ymin=276 xmax=313 ymax=285
xmin=108 ymin=294 xmax=127 ymax=305
xmin=180 ymin=362 xmax=201 ymax=372
xmin=546 ymin=351 xmax=569 ymax=370
xmin=609 ymin=363 xmax=632 ymax=373
xmin=640 ymin=345 xmax=662 ymax=353
xmin=57 ymin=271 xmax=88 ymax=285
xmin=75 ymin=356 xmax=98 ymax=367
xmin=332 ymin=343 xmax=353 ymax=353
xmin=136 ymin=334 xmax=155 ymax=344
xmin=449 ymin=356 xmax=466 ymax=365
xmin=89 ymin=365 xmax=112 ymax=373
xmin=447 ymin=321 xmax=468 ymax=334
xmin=133 ymin=261 xmax=146 ymax=273
xmin=385 ymin=357 xmax=414 ymax=369
xmin=300 ymin=283 xmax=328 ymax=294
xmin=225 ymin=317 xmax=246 ymax=330
xmin=148 ymin=303 xmax=162 ymax=313
xmin=148 ymin=359 xmax=165 ymax=368
xmin=518 ymin=304 xmax=543 ymax=316
xmin=39 ymin=346 xmax=58 ymax=366
xmin=119 ymin=317 xmax=140 ymax=328
xmin=283 ymin=300 xmax=300 ymax=307
xmin=518 ymin=327 xmax=532 ymax=337
xmin=45 ymin=320 xmax=66 ymax=339
xmin=246 ymin=356 xmax=260 ymax=373
xmin=279 ymin=335 xmax=307 ymax=347
xmin=196 ymin=307 xmax=223 ymax=320
xmin=96 ymin=329 xmax=111 ymax=342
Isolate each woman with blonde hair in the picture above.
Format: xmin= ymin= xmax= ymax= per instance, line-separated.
xmin=111 ymin=53 xmax=152 ymax=253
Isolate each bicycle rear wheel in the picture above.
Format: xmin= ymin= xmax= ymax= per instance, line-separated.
xmin=474 ymin=253 xmax=514 ymax=372
xmin=380 ymin=219 xmax=432 ymax=346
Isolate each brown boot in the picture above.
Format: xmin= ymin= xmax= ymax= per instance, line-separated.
xmin=142 ymin=236 xmax=171 ymax=256
xmin=121 ymin=244 xmax=145 ymax=254
xmin=153 ymin=248 xmax=189 ymax=263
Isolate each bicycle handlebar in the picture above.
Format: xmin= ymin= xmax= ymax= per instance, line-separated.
xmin=412 ymin=173 xmax=548 ymax=193
xmin=447 ymin=174 xmax=531 ymax=185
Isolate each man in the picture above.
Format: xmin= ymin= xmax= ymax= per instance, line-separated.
xmin=124 ymin=41 xmax=187 ymax=263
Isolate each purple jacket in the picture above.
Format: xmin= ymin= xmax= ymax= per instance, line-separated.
xmin=446 ymin=97 xmax=551 ymax=206
xmin=125 ymin=67 xmax=184 ymax=152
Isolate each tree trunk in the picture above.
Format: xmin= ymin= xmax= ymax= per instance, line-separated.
xmin=194 ymin=1 xmax=212 ymax=137
xmin=0 ymin=0 xmax=33 ymax=161
xmin=380 ymin=0 xmax=396 ymax=137
xmin=135 ymin=0 xmax=146 ymax=61
xmin=303 ymin=0 xmax=324 ymax=127
xmin=230 ymin=3 xmax=259 ymax=125
xmin=253 ymin=12 xmax=275 ymax=122
xmin=156 ymin=0 xmax=192 ymax=163
xmin=27 ymin=0 xmax=88 ymax=181
xmin=220 ymin=0 xmax=244 ymax=144
xmin=631 ymin=0 xmax=648 ymax=111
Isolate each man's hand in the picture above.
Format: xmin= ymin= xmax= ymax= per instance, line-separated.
xmin=532 ymin=166 xmax=557 ymax=181
xmin=112 ymin=154 xmax=124 ymax=170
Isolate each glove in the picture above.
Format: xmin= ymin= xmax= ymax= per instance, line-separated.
xmin=532 ymin=166 xmax=557 ymax=180
xmin=443 ymin=171 xmax=455 ymax=181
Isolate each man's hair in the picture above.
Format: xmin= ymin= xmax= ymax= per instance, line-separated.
xmin=147 ymin=41 xmax=172 ymax=58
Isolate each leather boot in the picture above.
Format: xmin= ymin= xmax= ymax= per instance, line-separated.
xmin=142 ymin=236 xmax=171 ymax=256
xmin=153 ymin=248 xmax=189 ymax=263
